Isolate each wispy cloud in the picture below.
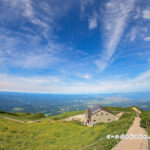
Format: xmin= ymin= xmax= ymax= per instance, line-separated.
xmin=96 ymin=0 xmax=135 ymax=71
xmin=144 ymin=37 xmax=150 ymax=41
xmin=14 ymin=53 xmax=60 ymax=69
xmin=0 ymin=74 xmax=61 ymax=93
xmin=0 ymin=70 xmax=150 ymax=93
xmin=0 ymin=39 xmax=63 ymax=69
xmin=88 ymin=13 xmax=98 ymax=30
xmin=0 ymin=0 xmax=73 ymax=69
xmin=2 ymin=0 xmax=35 ymax=23
xmin=1 ymin=0 xmax=73 ymax=39
xmin=134 ymin=7 xmax=141 ymax=19
xmin=80 ymin=0 xmax=93 ymax=16
xmin=78 ymin=74 xmax=91 ymax=79
xmin=129 ymin=27 xmax=137 ymax=42
xmin=142 ymin=8 xmax=150 ymax=19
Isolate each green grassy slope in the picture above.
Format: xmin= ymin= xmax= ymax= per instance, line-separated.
xmin=0 ymin=111 xmax=45 ymax=121
xmin=105 ymin=106 xmax=135 ymax=115
xmin=49 ymin=110 xmax=85 ymax=120
xmin=140 ymin=111 xmax=150 ymax=136
xmin=140 ymin=111 xmax=150 ymax=149
xmin=0 ymin=107 xmax=136 ymax=150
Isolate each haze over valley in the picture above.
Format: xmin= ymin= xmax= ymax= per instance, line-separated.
xmin=1 ymin=92 xmax=150 ymax=116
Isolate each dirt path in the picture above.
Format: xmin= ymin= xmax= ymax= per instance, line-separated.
xmin=112 ymin=108 xmax=148 ymax=150
xmin=116 ymin=112 xmax=124 ymax=120
xmin=0 ymin=116 xmax=41 ymax=124
xmin=0 ymin=116 xmax=25 ymax=123
xmin=62 ymin=114 xmax=85 ymax=122
xmin=27 ymin=120 xmax=41 ymax=124
xmin=132 ymin=107 xmax=142 ymax=114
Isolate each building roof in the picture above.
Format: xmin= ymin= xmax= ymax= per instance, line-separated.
xmin=87 ymin=105 xmax=115 ymax=117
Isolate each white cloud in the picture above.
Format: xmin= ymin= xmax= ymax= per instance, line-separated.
xmin=144 ymin=37 xmax=150 ymax=41
xmin=0 ymin=32 xmax=64 ymax=69
xmin=3 ymin=0 xmax=34 ymax=22
xmin=129 ymin=28 xmax=137 ymax=42
xmin=1 ymin=0 xmax=48 ymax=40
xmin=95 ymin=60 xmax=107 ymax=72
xmin=96 ymin=0 xmax=135 ymax=71
xmin=88 ymin=15 xmax=98 ymax=30
xmin=143 ymin=8 xmax=150 ymax=19
xmin=134 ymin=7 xmax=141 ymax=19
xmin=0 ymin=74 xmax=61 ymax=93
xmin=79 ymin=74 xmax=91 ymax=79
xmin=1 ymin=0 xmax=72 ymax=39
xmin=0 ymin=70 xmax=150 ymax=93
xmin=80 ymin=0 xmax=93 ymax=15
xmin=14 ymin=53 xmax=60 ymax=69
xmin=0 ymin=0 xmax=73 ymax=69
xmin=0 ymin=48 xmax=61 ymax=69
xmin=21 ymin=0 xmax=34 ymax=18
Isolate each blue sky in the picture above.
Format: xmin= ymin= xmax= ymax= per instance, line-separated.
xmin=0 ymin=0 xmax=150 ymax=93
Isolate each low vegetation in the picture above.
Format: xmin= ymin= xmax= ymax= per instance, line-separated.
xmin=49 ymin=110 xmax=85 ymax=120
xmin=106 ymin=106 xmax=135 ymax=112
xmin=0 ymin=107 xmax=136 ymax=150
xmin=105 ymin=106 xmax=135 ymax=115
xmin=140 ymin=111 xmax=150 ymax=149
xmin=140 ymin=111 xmax=150 ymax=133
xmin=0 ymin=111 xmax=45 ymax=121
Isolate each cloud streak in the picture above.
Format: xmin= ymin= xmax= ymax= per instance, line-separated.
xmin=142 ymin=8 xmax=150 ymax=19
xmin=144 ymin=37 xmax=150 ymax=41
xmin=0 ymin=70 xmax=150 ymax=93
xmin=78 ymin=74 xmax=91 ymax=79
xmin=0 ymin=0 xmax=73 ymax=69
xmin=96 ymin=0 xmax=135 ymax=71
xmin=88 ymin=13 xmax=98 ymax=30
xmin=80 ymin=0 xmax=93 ymax=16
xmin=1 ymin=0 xmax=67 ymax=38
xmin=0 ymin=41 xmax=63 ymax=69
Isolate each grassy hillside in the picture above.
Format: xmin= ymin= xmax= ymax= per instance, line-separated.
xmin=0 ymin=111 xmax=45 ymax=121
xmin=0 ymin=107 xmax=136 ymax=150
xmin=49 ymin=110 xmax=85 ymax=120
xmin=140 ymin=111 xmax=150 ymax=130
xmin=140 ymin=111 xmax=150 ymax=149
xmin=140 ymin=111 xmax=150 ymax=136
xmin=105 ymin=106 xmax=135 ymax=115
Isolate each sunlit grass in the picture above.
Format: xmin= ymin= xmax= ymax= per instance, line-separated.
xmin=0 ymin=112 xmax=45 ymax=121
xmin=0 ymin=107 xmax=136 ymax=150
